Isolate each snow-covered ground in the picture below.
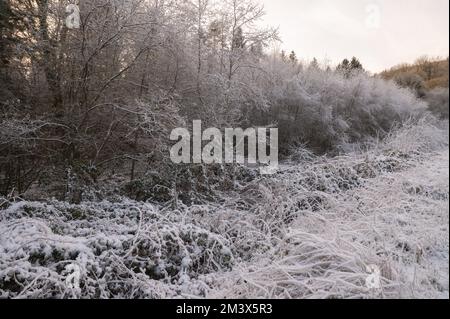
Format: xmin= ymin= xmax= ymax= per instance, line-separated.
xmin=0 ymin=121 xmax=448 ymax=299
xmin=210 ymin=149 xmax=449 ymax=299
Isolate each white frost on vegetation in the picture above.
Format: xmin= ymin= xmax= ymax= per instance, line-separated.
xmin=0 ymin=121 xmax=448 ymax=299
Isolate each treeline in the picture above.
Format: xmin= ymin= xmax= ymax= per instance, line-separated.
xmin=380 ymin=56 xmax=449 ymax=119
xmin=381 ymin=56 xmax=449 ymax=90
xmin=0 ymin=0 xmax=433 ymax=202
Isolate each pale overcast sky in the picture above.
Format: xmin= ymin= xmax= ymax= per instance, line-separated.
xmin=259 ymin=0 xmax=449 ymax=73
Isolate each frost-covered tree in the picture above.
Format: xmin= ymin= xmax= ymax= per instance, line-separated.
xmin=0 ymin=0 xmax=25 ymax=100
xmin=0 ymin=0 xmax=435 ymax=199
xmin=337 ymin=57 xmax=364 ymax=77
xmin=309 ymin=57 xmax=319 ymax=69
xmin=261 ymin=55 xmax=427 ymax=152
xmin=350 ymin=57 xmax=364 ymax=71
xmin=289 ymin=51 xmax=298 ymax=64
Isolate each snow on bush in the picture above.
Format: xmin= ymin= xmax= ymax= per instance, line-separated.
xmin=0 ymin=200 xmax=233 ymax=298
xmin=264 ymin=66 xmax=429 ymax=152
xmin=208 ymin=121 xmax=449 ymax=299
xmin=0 ymin=120 xmax=448 ymax=299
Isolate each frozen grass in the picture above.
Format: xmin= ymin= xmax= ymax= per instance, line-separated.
xmin=209 ymin=150 xmax=448 ymax=299
xmin=0 ymin=120 xmax=448 ymax=299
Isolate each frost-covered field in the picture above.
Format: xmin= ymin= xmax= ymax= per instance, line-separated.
xmin=0 ymin=121 xmax=448 ymax=299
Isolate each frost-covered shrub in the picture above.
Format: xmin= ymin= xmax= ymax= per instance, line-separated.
xmin=264 ymin=67 xmax=428 ymax=152
xmin=0 ymin=118 xmax=447 ymax=299
xmin=122 ymin=175 xmax=172 ymax=202
xmin=383 ymin=117 xmax=449 ymax=154
xmin=394 ymin=72 xmax=426 ymax=98
xmin=206 ymin=121 xmax=449 ymax=299
xmin=0 ymin=200 xmax=233 ymax=298
xmin=0 ymin=119 xmax=448 ymax=299
xmin=426 ymin=88 xmax=449 ymax=119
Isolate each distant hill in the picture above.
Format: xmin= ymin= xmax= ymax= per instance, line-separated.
xmin=379 ymin=57 xmax=449 ymax=119
xmin=380 ymin=57 xmax=449 ymax=90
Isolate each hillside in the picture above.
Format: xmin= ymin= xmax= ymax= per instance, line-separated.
xmin=380 ymin=57 xmax=449 ymax=90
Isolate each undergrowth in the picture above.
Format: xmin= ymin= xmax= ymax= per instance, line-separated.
xmin=0 ymin=120 xmax=448 ymax=299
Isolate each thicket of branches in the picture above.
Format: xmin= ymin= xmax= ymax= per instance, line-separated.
xmin=380 ymin=56 xmax=449 ymax=119
xmin=0 ymin=0 xmax=431 ymax=201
